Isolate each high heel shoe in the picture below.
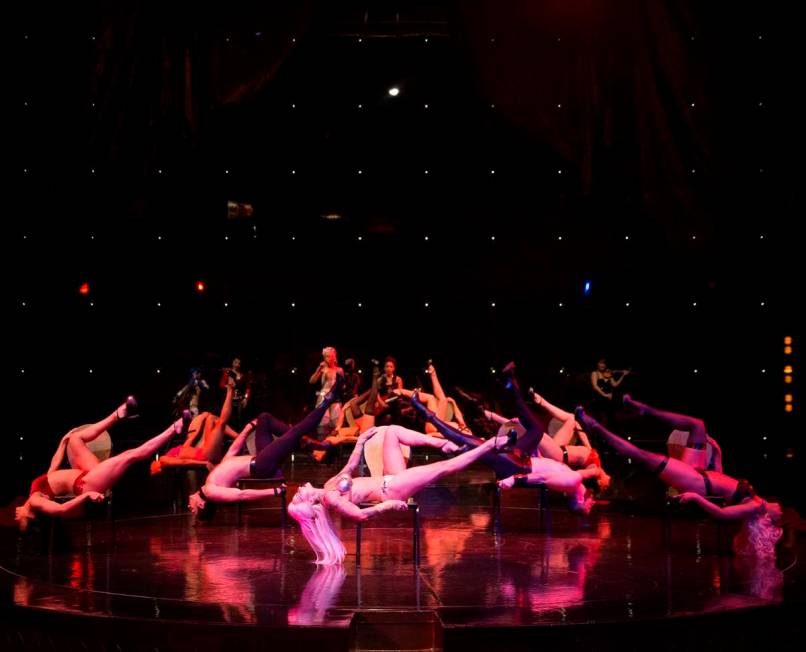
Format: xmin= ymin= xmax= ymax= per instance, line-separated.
xmin=117 ymin=395 xmax=139 ymax=420
xmin=500 ymin=361 xmax=519 ymax=392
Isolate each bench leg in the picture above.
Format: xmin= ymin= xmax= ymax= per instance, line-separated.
xmin=356 ymin=523 xmax=362 ymax=566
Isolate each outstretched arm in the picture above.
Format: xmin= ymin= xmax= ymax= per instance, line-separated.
xmin=322 ymin=491 xmax=407 ymax=522
xmin=337 ymin=428 xmax=378 ymax=476
xmin=200 ymin=484 xmax=281 ymax=503
xmin=482 ymin=409 xmax=511 ymax=426
xmin=677 ymin=493 xmax=765 ymax=520
xmin=29 ymin=491 xmax=104 ymax=516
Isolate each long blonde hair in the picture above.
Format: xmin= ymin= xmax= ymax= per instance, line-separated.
xmin=288 ymin=485 xmax=346 ymax=565
xmin=733 ymin=512 xmax=782 ymax=559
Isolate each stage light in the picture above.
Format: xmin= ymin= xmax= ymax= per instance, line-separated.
xmin=785 ymin=394 xmax=793 ymax=403
xmin=424 ymin=170 xmax=429 ymax=175
xmin=156 ymin=302 xmax=161 ymax=307
xmin=785 ymin=404 xmax=793 ymax=413
xmin=79 ymin=283 xmax=90 ymax=295
xmin=784 ymin=336 xmax=792 ymax=345
xmin=785 ymin=346 xmax=792 ymax=355
xmin=583 ymin=281 xmax=591 ymax=295
xmin=358 ymin=104 xmax=363 ymax=109
xmin=490 ymin=302 xmax=496 ymax=307
xmin=558 ymin=302 xmax=564 ymax=307
xmin=625 ymin=235 xmax=630 ymax=240
xmin=557 ymin=103 xmax=562 ymax=108
xmin=557 ymin=169 xmax=563 ymax=175
xmin=784 ymin=365 xmax=793 ymax=374
xmin=196 ymin=281 xmax=206 ymax=293
xmin=388 ymin=87 xmax=400 ymax=97
xmin=490 ymin=169 xmax=495 ymax=174
xmin=625 ymin=302 xmax=630 ymax=307
xmin=785 ymin=376 xmax=792 ymax=384
xmin=490 ymin=236 xmax=496 ymax=241
xmin=424 ymin=236 xmax=429 ymax=241
xmin=424 ymin=104 xmax=429 ymax=109
xmin=558 ymin=235 xmax=563 ymax=241
xmin=322 ymin=213 xmax=342 ymax=221
xmin=424 ymin=302 xmax=429 ymax=308
xmin=291 ymin=302 xmax=295 ymax=307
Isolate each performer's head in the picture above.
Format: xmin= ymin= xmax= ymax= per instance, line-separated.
xmin=288 ymin=483 xmax=346 ymax=565
xmin=188 ymin=490 xmax=217 ymax=522
xmin=383 ymin=357 xmax=397 ymax=376
xmin=322 ymin=347 xmax=338 ymax=367
xmin=567 ymin=484 xmax=594 ymax=515
xmin=734 ymin=501 xmax=783 ymax=558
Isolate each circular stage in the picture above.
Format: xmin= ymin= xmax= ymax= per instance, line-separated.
xmin=1 ymin=468 xmax=803 ymax=651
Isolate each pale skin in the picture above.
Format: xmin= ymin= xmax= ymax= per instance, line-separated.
xmin=623 ymin=394 xmax=722 ymax=472
xmin=293 ymin=426 xmax=505 ymax=523
xmin=591 ymin=360 xmax=630 ymax=400
xmin=485 ymin=391 xmax=611 ymax=491
xmin=188 ymin=384 xmax=284 ymax=513
xmin=575 ymin=407 xmax=780 ymax=522
xmin=153 ymin=383 xmax=240 ymax=472
xmin=16 ymin=400 xmax=186 ymax=530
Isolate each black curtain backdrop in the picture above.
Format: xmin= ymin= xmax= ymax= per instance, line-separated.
xmin=8 ymin=1 xmax=800 ymax=505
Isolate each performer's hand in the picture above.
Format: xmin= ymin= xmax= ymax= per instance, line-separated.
xmin=85 ymin=491 xmax=105 ymax=502
xmin=384 ymin=500 xmax=408 ymax=513
xmin=497 ymin=476 xmax=515 ymax=489
xmin=676 ymin=492 xmax=700 ymax=504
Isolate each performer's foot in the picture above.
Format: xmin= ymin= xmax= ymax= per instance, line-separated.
xmin=501 ymin=362 xmax=519 ymax=392
xmin=622 ymin=394 xmax=645 ymax=415
xmin=527 ymin=387 xmax=544 ymax=406
xmin=574 ymin=406 xmax=599 ymax=433
xmin=117 ymin=395 xmax=139 ymax=420
xmin=424 ymin=359 xmax=434 ymax=375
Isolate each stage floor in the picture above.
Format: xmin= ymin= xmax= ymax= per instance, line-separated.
xmin=2 ymin=460 xmax=804 ymax=650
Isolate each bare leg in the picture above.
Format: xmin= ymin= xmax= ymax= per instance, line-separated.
xmin=200 ymin=386 xmax=235 ymax=463
xmin=410 ymin=393 xmax=530 ymax=478
xmin=426 ymin=364 xmax=451 ymax=421
xmin=383 ymin=436 xmax=504 ymax=500
xmin=551 ymin=417 xmax=578 ymax=448
xmin=66 ymin=406 xmax=126 ymax=472
xmin=82 ymin=419 xmax=184 ymax=493
xmin=382 ymin=425 xmax=458 ymax=474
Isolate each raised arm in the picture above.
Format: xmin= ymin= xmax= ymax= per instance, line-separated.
xmin=337 ymin=428 xmax=378 ymax=476
xmin=677 ymin=493 xmax=766 ymax=520
xmin=309 ymin=362 xmax=325 ymax=385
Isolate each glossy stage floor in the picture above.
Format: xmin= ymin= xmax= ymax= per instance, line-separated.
xmin=2 ymin=458 xmax=804 ymax=651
